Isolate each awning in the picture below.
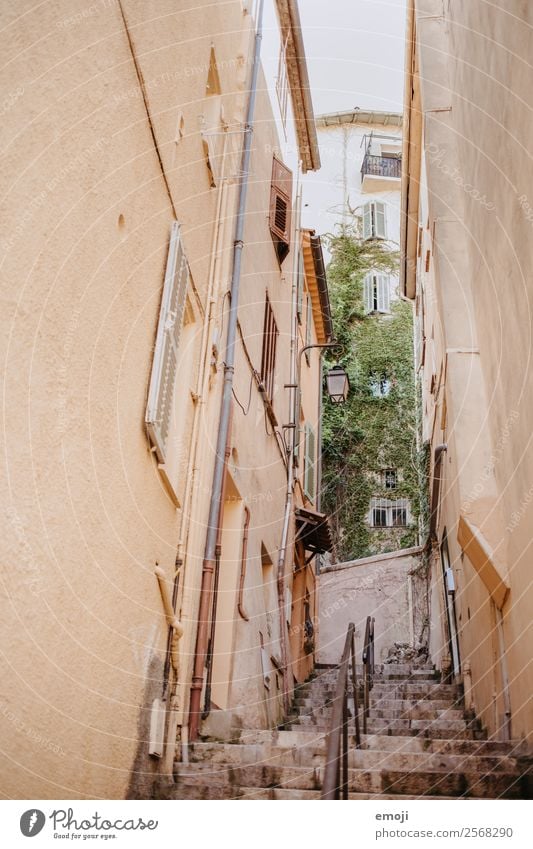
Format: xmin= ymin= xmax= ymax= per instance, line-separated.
xmin=295 ymin=507 xmax=334 ymax=555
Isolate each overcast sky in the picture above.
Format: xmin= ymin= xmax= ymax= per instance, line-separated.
xmin=297 ymin=0 xmax=407 ymax=116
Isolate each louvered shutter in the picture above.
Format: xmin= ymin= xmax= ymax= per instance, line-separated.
xmin=363 ymin=272 xmax=373 ymax=313
xmin=146 ymin=221 xmax=189 ymax=463
xmin=375 ymin=202 xmax=387 ymax=238
xmin=362 ymin=202 xmax=372 ymax=240
xmin=377 ymin=274 xmax=390 ymax=313
xmin=303 ymin=424 xmax=316 ymax=502
xmin=269 ymin=157 xmax=292 ymax=255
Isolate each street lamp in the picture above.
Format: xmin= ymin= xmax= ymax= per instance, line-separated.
xmin=326 ymin=364 xmax=350 ymax=404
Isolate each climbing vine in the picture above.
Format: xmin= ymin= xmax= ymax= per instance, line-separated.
xmin=322 ymin=222 xmax=424 ymax=561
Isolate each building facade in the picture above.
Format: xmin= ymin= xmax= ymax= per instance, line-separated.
xmin=402 ymin=0 xmax=533 ymax=745
xmin=0 ymin=0 xmax=332 ymax=799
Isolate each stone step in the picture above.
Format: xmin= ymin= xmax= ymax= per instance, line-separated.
xmin=368 ymin=708 xmax=465 ymax=721
xmin=161 ymin=781 xmax=462 ymax=801
xmin=290 ymin=717 xmax=484 ymax=739
xmin=173 ymin=762 xmax=528 ymax=798
xmin=187 ymin=741 xmax=524 ymax=776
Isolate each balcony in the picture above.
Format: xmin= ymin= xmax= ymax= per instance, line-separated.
xmin=361 ymin=153 xmax=402 ymax=191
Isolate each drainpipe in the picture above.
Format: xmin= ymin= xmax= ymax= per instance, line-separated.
xmin=276 ymin=180 xmax=302 ymax=717
xmin=496 ymin=607 xmax=512 ymax=741
xmin=429 ymin=443 xmax=447 ymax=541
xmin=188 ymin=0 xmax=265 ymax=741
xmin=237 ymin=507 xmax=251 ymax=621
xmin=202 ymin=406 xmax=233 ymax=719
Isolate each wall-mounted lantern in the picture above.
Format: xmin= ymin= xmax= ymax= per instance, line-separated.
xmin=326 ymin=364 xmax=350 ymax=404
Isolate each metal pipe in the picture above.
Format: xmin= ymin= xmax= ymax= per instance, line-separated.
xmin=237 ymin=507 xmax=251 ymax=621
xmin=203 ymin=409 xmax=233 ymax=718
xmin=189 ymin=0 xmax=265 ymax=741
xmin=275 ymin=180 xmax=302 ymax=717
xmin=496 ymin=607 xmax=512 ymax=741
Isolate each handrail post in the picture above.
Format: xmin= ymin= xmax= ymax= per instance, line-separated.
xmin=341 ymin=691 xmax=349 ymax=799
xmin=350 ymin=632 xmax=361 ymax=748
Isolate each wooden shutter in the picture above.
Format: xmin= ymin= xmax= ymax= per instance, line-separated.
xmin=269 ymin=157 xmax=292 ymax=261
xmin=260 ymin=294 xmax=278 ymax=403
xmin=296 ymin=249 xmax=304 ymax=323
xmin=363 ymin=272 xmax=373 ymax=313
xmin=375 ymin=201 xmax=387 ymax=238
xmin=362 ymin=202 xmax=372 ymax=240
xmin=303 ymin=424 xmax=316 ymax=502
xmin=377 ymin=274 xmax=390 ymax=312
xmin=146 ymin=221 xmax=189 ymax=463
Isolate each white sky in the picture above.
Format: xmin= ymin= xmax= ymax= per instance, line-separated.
xmin=297 ymin=0 xmax=407 ymax=115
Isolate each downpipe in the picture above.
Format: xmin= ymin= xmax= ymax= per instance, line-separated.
xmin=188 ymin=0 xmax=265 ymax=742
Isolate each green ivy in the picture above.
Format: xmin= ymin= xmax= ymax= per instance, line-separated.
xmin=322 ymin=223 xmax=425 ymax=561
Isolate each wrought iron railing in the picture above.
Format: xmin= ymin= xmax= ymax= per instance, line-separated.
xmin=321 ymin=617 xmax=375 ymax=799
xmin=361 ymin=154 xmax=402 ymax=180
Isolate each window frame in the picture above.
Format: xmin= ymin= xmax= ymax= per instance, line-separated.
xmin=260 ymin=293 xmax=279 ymax=404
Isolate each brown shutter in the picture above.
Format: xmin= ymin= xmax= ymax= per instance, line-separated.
xmin=269 ymin=157 xmax=292 ymax=260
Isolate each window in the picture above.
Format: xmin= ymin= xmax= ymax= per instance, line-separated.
xmin=369 ymin=373 xmax=391 ymax=398
xmin=146 ymin=221 xmax=189 ymax=463
xmin=383 ymin=469 xmax=397 ymax=490
xmin=369 ymin=498 xmax=409 ymax=528
xmin=269 ymin=157 xmax=292 ymax=263
xmin=364 ymin=272 xmax=390 ymax=314
xmin=202 ymin=48 xmax=225 ymax=187
xmin=303 ymin=423 xmax=316 ymax=503
xmin=362 ymin=201 xmax=387 ymax=240
xmin=260 ymin=294 xmax=278 ymax=403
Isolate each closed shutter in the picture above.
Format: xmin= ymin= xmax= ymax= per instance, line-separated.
xmin=375 ymin=202 xmax=387 ymax=238
xmin=269 ymin=157 xmax=293 ymax=262
xmin=377 ymin=274 xmax=390 ymax=312
xmin=362 ymin=202 xmax=372 ymax=240
xmin=146 ymin=221 xmax=189 ymax=463
xmin=296 ymin=249 xmax=304 ymax=323
xmin=303 ymin=424 xmax=316 ymax=502
xmin=363 ymin=272 xmax=373 ymax=313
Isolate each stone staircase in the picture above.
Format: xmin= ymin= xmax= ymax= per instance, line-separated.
xmin=158 ymin=662 xmax=532 ymax=800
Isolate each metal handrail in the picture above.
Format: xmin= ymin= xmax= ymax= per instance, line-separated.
xmin=321 ymin=622 xmax=362 ymax=800
xmin=362 ymin=616 xmax=375 ymax=734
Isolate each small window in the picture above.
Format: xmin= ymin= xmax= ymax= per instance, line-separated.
xmin=383 ymin=469 xmax=397 ymax=490
xmin=370 ymin=373 xmax=391 ymax=398
xmin=362 ymin=201 xmax=387 ymax=240
xmin=269 ymin=157 xmax=293 ymax=263
xmin=303 ymin=423 xmax=316 ymax=503
xmin=260 ymin=294 xmax=278 ymax=403
xmin=363 ymin=272 xmax=390 ymax=314
xmin=369 ymin=498 xmax=409 ymax=528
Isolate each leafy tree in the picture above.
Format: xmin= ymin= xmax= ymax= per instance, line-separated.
xmin=322 ymin=221 xmax=423 ymax=561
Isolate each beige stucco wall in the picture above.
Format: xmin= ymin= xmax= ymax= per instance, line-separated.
xmin=317 ymin=548 xmax=425 ymax=666
xmin=411 ymin=0 xmax=533 ymax=744
xmin=0 ymin=0 xmax=324 ymax=797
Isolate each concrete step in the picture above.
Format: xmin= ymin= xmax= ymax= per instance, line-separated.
xmin=160 ymin=781 xmax=462 ymax=801
xmin=187 ymin=741 xmax=523 ymax=777
xmin=289 ymin=717 xmax=484 ymax=739
xmin=173 ymin=762 xmax=529 ymax=798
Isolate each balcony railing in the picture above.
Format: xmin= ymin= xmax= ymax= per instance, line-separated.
xmin=361 ymin=153 xmax=402 ymax=180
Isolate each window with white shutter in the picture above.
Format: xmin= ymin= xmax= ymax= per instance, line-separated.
xmin=146 ymin=221 xmax=189 ymax=463
xmin=363 ymin=272 xmax=390 ymax=314
xmin=303 ymin=424 xmax=316 ymax=503
xmin=362 ymin=201 xmax=387 ymax=240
